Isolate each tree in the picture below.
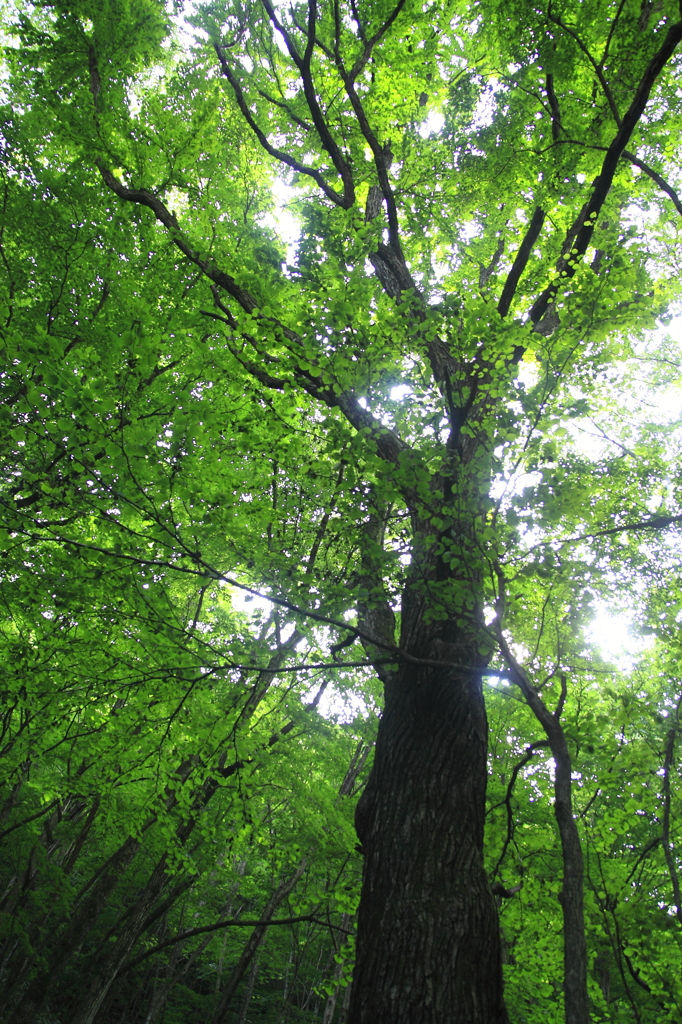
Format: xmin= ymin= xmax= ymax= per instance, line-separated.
xmin=2 ymin=0 xmax=682 ymax=1022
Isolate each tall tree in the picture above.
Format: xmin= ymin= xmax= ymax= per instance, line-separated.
xmin=3 ymin=0 xmax=682 ymax=1021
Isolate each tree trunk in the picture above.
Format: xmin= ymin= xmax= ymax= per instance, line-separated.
xmin=5 ymin=834 xmax=141 ymax=1024
xmin=348 ymin=646 xmax=506 ymax=1024
xmin=211 ymin=859 xmax=307 ymax=1024
xmin=661 ymin=691 xmax=682 ymax=923
xmin=339 ymin=975 xmax=352 ymax=1024
xmin=497 ymin=638 xmax=590 ymax=1024
xmin=237 ymin=953 xmax=259 ymax=1024
xmin=69 ymin=846 xmax=182 ymax=1024
xmin=143 ymin=917 xmax=227 ymax=1024
xmin=552 ymin=729 xmax=590 ymax=1024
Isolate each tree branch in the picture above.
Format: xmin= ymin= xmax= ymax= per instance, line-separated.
xmin=497 ymin=206 xmax=545 ymax=317
xmin=599 ymin=0 xmax=628 ymax=72
xmin=354 ymin=500 xmax=397 ymax=682
xmin=622 ymin=149 xmax=682 ymax=216
xmin=529 ymin=18 xmax=682 ymax=325
xmin=97 ymin=164 xmax=414 ymax=473
xmin=661 ymin=691 xmax=682 ymax=923
xmin=96 ymin=163 xmax=258 ymax=313
xmin=542 ymin=140 xmax=682 ymax=217
xmin=122 ymin=914 xmax=353 ymax=974
xmin=0 ymin=798 xmax=60 ymax=842
xmin=349 ymin=0 xmax=367 ymax=43
xmin=545 ymin=73 xmax=561 ymax=142
xmin=548 ymin=12 xmax=622 ymax=126
xmin=338 ymin=68 xmax=406 ymax=262
xmin=258 ymin=0 xmax=355 ymax=204
xmin=348 ymin=0 xmax=408 ymax=81
xmin=490 ymin=741 xmax=550 ymax=878
xmin=257 ymin=88 xmax=313 ymax=133
xmin=214 ymin=46 xmax=351 ymax=208
xmin=554 ymin=512 xmax=682 ymax=547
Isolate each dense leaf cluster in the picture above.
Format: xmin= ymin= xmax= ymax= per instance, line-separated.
xmin=0 ymin=0 xmax=681 ymax=1021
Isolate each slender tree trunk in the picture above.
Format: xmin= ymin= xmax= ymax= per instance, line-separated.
xmin=59 ymin=679 xmax=292 ymax=1024
xmin=5 ymin=834 xmax=141 ymax=1023
xmin=143 ymin=919 xmax=226 ymax=1024
xmin=322 ymin=971 xmax=342 ymax=1024
xmin=551 ymin=728 xmax=590 ymax=1024
xmin=211 ymin=860 xmax=307 ymax=1024
xmin=322 ymin=915 xmax=351 ymax=1024
xmin=237 ymin=953 xmax=260 ymax=1024
xmin=4 ymin=642 xmax=298 ymax=1021
xmin=348 ymin=644 xmax=506 ymax=1024
xmin=69 ymin=846 xmax=182 ymax=1024
xmin=498 ymin=637 xmax=590 ymax=1024
xmin=277 ymin=935 xmax=294 ymax=1024
xmin=339 ymin=976 xmax=352 ymax=1024
xmin=215 ymin=928 xmax=230 ymax=997
xmin=661 ymin=691 xmax=682 ymax=923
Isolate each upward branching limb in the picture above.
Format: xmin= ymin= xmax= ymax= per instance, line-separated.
xmin=497 ymin=206 xmax=546 ymax=318
xmin=548 ymin=10 xmax=622 ymax=126
xmin=599 ymin=0 xmax=628 ymax=71
xmin=256 ymin=89 xmax=314 ymax=133
xmin=257 ymin=0 xmax=355 ymax=203
xmin=336 ymin=67 xmax=406 ymax=262
xmin=545 ymin=73 xmax=562 ymax=142
xmin=213 ymin=10 xmax=452 ymax=403
xmin=96 ymin=163 xmax=259 ymax=313
xmin=214 ymin=46 xmax=351 ymax=208
xmin=346 ymin=0 xmax=408 ymax=80
xmin=529 ymin=17 xmax=682 ymax=325
xmin=96 ymin=164 xmax=415 ymax=476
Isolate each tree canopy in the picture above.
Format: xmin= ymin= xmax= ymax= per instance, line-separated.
xmin=1 ymin=0 xmax=682 ymax=1022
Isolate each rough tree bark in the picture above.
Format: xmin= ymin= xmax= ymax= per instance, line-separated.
xmin=348 ymin=495 xmax=507 ymax=1023
xmin=351 ymin=650 xmax=505 ymax=1024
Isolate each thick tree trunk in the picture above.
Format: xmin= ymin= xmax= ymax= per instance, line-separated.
xmin=348 ymin=649 xmax=506 ymax=1024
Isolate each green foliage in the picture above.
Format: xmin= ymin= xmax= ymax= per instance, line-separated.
xmin=1 ymin=0 xmax=682 ymax=1021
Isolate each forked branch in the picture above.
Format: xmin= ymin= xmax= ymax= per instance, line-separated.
xmin=214 ymin=45 xmax=352 ymax=208
xmin=548 ymin=11 xmax=622 ymax=126
xmin=258 ymin=0 xmax=355 ymax=203
xmin=347 ymin=0 xmax=408 ymax=80
xmin=529 ymin=18 xmax=682 ymax=325
xmin=97 ymin=165 xmax=412 ymax=474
